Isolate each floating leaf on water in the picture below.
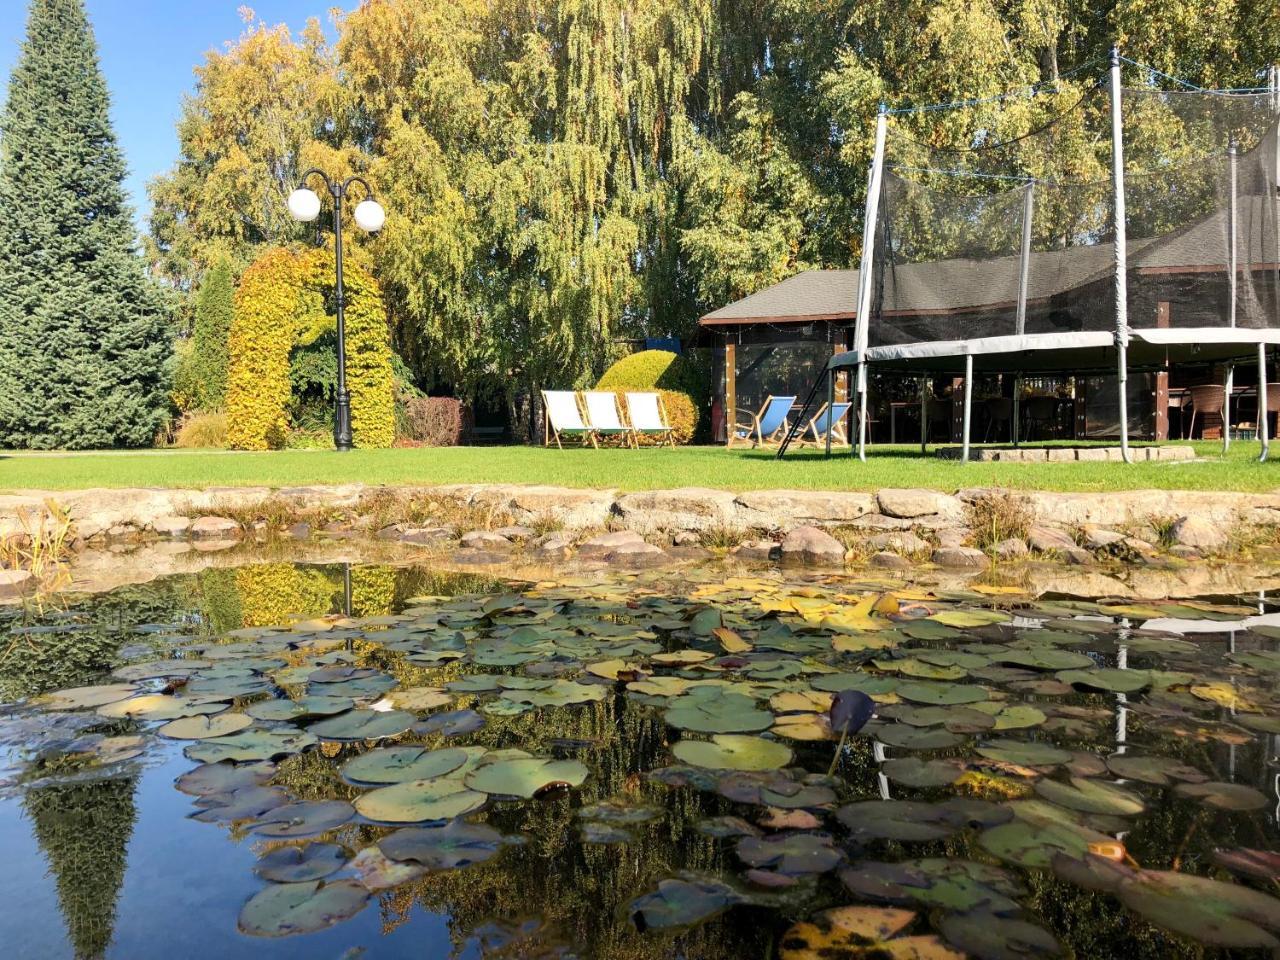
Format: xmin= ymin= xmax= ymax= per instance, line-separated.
xmin=696 ymin=816 xmax=761 ymax=839
xmin=897 ymin=682 xmax=988 ymax=706
xmin=253 ymin=800 xmax=354 ymax=838
xmin=997 ymin=648 xmax=1095 ymax=671
xmin=341 ymin=746 xmax=482 ymax=786
xmin=245 ymin=696 xmax=353 ymax=722
xmin=837 ymin=801 xmax=958 ymax=843
xmin=237 ymin=880 xmax=369 ymax=938
xmin=975 ymin=740 xmax=1073 ymax=768
xmin=463 ymin=756 xmax=589 ymax=798
xmin=839 ymin=858 xmax=1024 ymax=915
xmin=629 ymin=876 xmax=742 ymax=931
xmin=308 ymin=709 xmax=415 ymax=742
xmin=671 ymin=735 xmax=792 ymax=771
xmin=1117 ymin=870 xmax=1280 ymax=949
xmin=929 ymin=610 xmax=1009 ymax=629
xmin=1034 ymin=776 xmax=1145 ymax=816
xmin=780 ymin=905 xmax=965 ymax=960
xmin=1055 ymin=669 xmax=1151 ymax=694
xmin=1174 ymin=781 xmax=1269 ymax=811
xmin=185 ymin=729 xmax=318 ymax=764
xmin=253 ymin=844 xmax=347 ymax=883
xmin=664 ymin=692 xmax=774 ymax=734
xmin=872 ymin=723 xmax=964 ymax=751
xmin=99 ymin=694 xmax=226 ymax=721
xmin=881 ymin=757 xmax=963 ymax=788
xmin=354 ymin=778 xmax=487 ymax=824
xmin=175 ymin=761 xmax=275 ymax=797
xmin=772 ymin=713 xmax=833 ymax=741
xmin=416 ymin=709 xmax=485 ymax=738
xmin=737 ymin=832 xmax=843 ymax=877
xmin=158 ymin=713 xmax=252 ymax=741
xmin=348 ymin=845 xmax=425 ymax=892
xmin=1104 ymin=754 xmax=1206 ymax=786
xmin=377 ymin=821 xmax=504 ymax=869
xmin=980 ymin=818 xmax=1109 ymax=869
xmin=36 ymin=683 xmax=137 ymax=711
xmin=1213 ymin=848 xmax=1280 ymax=881
xmin=1189 ymin=683 xmax=1260 ymax=712
xmin=938 ymin=910 xmax=1063 ymax=960
xmin=812 ymin=674 xmax=900 ymax=697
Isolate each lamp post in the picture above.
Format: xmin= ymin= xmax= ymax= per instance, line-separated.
xmin=287 ymin=172 xmax=386 ymax=451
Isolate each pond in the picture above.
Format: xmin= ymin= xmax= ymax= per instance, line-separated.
xmin=0 ymin=558 xmax=1278 ymax=959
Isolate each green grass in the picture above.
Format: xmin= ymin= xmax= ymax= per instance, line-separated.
xmin=2 ymin=441 xmax=1278 ymax=494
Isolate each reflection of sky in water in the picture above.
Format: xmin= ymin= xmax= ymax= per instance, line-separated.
xmin=0 ymin=744 xmax=464 ymax=959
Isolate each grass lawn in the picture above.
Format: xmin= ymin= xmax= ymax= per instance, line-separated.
xmin=2 ymin=441 xmax=1278 ymax=494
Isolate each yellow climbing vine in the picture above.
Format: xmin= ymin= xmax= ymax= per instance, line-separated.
xmin=227 ymin=246 xmax=396 ymax=450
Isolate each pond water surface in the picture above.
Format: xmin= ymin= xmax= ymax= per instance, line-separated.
xmin=1 ymin=559 xmax=1279 ymax=959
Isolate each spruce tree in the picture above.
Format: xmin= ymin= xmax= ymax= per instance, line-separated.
xmin=189 ymin=258 xmax=234 ymax=409
xmin=0 ymin=0 xmax=170 ymax=449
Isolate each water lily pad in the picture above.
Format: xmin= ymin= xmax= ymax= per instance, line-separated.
xmin=354 ymin=778 xmax=487 ymax=823
xmin=464 ymin=756 xmax=589 ymax=798
xmin=245 ymin=696 xmax=353 ymax=722
xmin=1056 ymin=669 xmax=1151 ymax=693
xmin=158 ymin=713 xmax=252 ymax=740
xmin=416 ymin=709 xmax=485 ymax=738
xmin=1117 ymin=870 xmax=1280 ymax=949
xmin=881 ymin=757 xmax=963 ymax=788
xmin=99 ymin=694 xmax=226 ymax=721
xmin=737 ymin=831 xmax=843 ymax=876
xmin=938 ymin=910 xmax=1062 ymax=960
xmin=38 ymin=683 xmax=137 ymax=710
xmin=1174 ymin=781 xmax=1269 ymax=811
xmin=839 ymin=858 xmax=1024 ymax=914
xmin=998 ymin=648 xmax=1095 ymax=671
xmin=307 ymin=709 xmax=415 ymax=742
xmin=897 ymin=682 xmax=988 ymax=706
xmin=185 ymin=728 xmax=318 ymax=764
xmin=377 ymin=821 xmax=504 ymax=869
xmin=781 ymin=905 xmax=965 ymax=960
xmin=253 ymin=800 xmax=354 ymax=838
xmin=1213 ymin=848 xmax=1280 ymax=881
xmin=838 ymin=801 xmax=958 ymax=842
xmin=347 ymin=845 xmax=425 ymax=891
xmin=873 ymin=723 xmax=964 ymax=750
xmin=664 ymin=692 xmax=773 ymax=734
xmin=1034 ymin=776 xmax=1145 ymax=816
xmin=980 ymin=818 xmax=1109 ymax=869
xmin=253 ymin=844 xmax=347 ymax=882
xmin=175 ymin=761 xmax=275 ymax=797
xmin=671 ymin=735 xmax=792 ymax=771
xmin=976 ymin=740 xmax=1073 ymax=768
xmin=340 ymin=746 xmax=481 ymax=786
xmin=629 ymin=876 xmax=742 ymax=931
xmin=238 ymin=879 xmax=369 ymax=938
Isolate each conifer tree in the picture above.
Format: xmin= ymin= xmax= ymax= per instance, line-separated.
xmin=0 ymin=0 xmax=170 ymax=449
xmin=189 ymin=258 xmax=234 ymax=409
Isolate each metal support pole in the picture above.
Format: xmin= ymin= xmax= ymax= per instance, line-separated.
xmin=1016 ymin=183 xmax=1034 ymax=337
xmin=1224 ymin=363 xmax=1235 ymax=453
xmin=1225 ymin=141 xmax=1238 ymax=455
xmin=962 ymin=354 xmax=974 ymax=464
xmin=825 ymin=367 xmax=835 ymax=457
xmin=1110 ymin=48 xmax=1133 ymax=463
xmin=1260 ymin=344 xmax=1270 ymax=461
xmin=920 ymin=376 xmax=928 ymax=453
xmin=854 ymin=109 xmax=889 ymax=464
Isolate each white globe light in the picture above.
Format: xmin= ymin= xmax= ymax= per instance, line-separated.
xmin=288 ymin=188 xmax=322 ymax=223
xmin=354 ymin=199 xmax=386 ymax=233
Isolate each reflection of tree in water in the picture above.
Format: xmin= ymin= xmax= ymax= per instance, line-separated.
xmin=23 ymin=775 xmax=139 ymax=960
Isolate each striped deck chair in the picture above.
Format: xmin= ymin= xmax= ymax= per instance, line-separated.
xmin=542 ymin=391 xmax=596 ymax=448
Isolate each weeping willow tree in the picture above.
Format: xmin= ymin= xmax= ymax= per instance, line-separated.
xmin=148 ymin=0 xmax=1280 ymax=435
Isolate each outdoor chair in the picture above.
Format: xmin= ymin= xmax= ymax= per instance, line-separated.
xmin=728 ymin=395 xmax=795 ymax=448
xmin=983 ymin=397 xmax=1013 ymax=442
xmin=542 ymin=391 xmax=597 ymax=448
xmin=1023 ymin=396 xmax=1060 ymax=440
xmin=624 ymin=392 xmax=676 ymax=446
xmin=803 ymin=401 xmax=853 ymax=447
xmin=1184 ymin=385 xmax=1225 ymax=440
xmin=582 ymin=391 xmax=637 ymax=447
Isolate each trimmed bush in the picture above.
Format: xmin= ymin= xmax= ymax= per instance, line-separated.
xmin=174 ymin=412 xmax=228 ymax=449
xmin=596 ymin=350 xmax=702 ymax=445
xmin=402 ymin=397 xmax=469 ymax=446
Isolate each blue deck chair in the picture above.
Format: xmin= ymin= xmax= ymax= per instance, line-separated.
xmin=804 ymin=401 xmax=853 ymax=447
xmin=729 ymin=395 xmax=796 ymax=448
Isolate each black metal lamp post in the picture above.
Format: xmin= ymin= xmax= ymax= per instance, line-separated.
xmin=287 ymin=172 xmax=386 ymax=451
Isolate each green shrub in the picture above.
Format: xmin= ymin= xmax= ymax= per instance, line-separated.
xmin=173 ymin=413 xmax=228 ymax=449
xmin=596 ymin=351 xmax=702 ymax=445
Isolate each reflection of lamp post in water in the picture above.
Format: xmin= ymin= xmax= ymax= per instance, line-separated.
xmin=287 ymin=173 xmax=387 ymax=451
xmin=343 ymin=563 xmax=353 ymax=653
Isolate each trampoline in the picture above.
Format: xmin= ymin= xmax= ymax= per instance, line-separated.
xmin=781 ymin=50 xmax=1280 ymax=463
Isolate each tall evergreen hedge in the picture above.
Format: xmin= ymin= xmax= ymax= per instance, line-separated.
xmin=189 ymin=258 xmax=234 ymax=410
xmin=0 ymin=0 xmax=170 ymax=449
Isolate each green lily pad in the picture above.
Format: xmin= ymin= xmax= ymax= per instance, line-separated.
xmin=308 ymin=709 xmax=415 ymax=742
xmin=245 ymin=696 xmax=353 ymax=722
xmin=184 ymin=728 xmax=318 ymax=764
xmin=238 ymin=880 xmax=369 ymax=938
xmin=1056 ymin=668 xmax=1151 ymax=693
xmin=976 ymin=740 xmax=1073 ymax=768
xmin=1034 ymin=776 xmax=1145 ymax=816
xmin=1105 ymin=754 xmax=1207 ymax=785
xmin=897 ymin=682 xmax=988 ymax=706
xmin=158 ymin=713 xmax=252 ymax=740
xmin=378 ymin=820 xmax=505 ymax=869
xmin=353 ymin=778 xmax=487 ymax=823
xmin=1175 ymin=781 xmax=1269 ymax=811
xmin=340 ymin=746 xmax=483 ymax=786
xmin=37 ymin=683 xmax=137 ymax=710
xmin=979 ymin=817 xmax=1109 ymax=869
xmin=881 ymin=757 xmax=963 ymax=788
xmin=664 ymin=692 xmax=773 ymax=734
xmin=253 ymin=844 xmax=347 ymax=883
xmin=99 ymin=694 xmax=226 ymax=721
xmin=416 ymin=709 xmax=485 ymax=738
xmin=838 ymin=801 xmax=958 ymax=842
xmin=998 ymin=648 xmax=1096 ymax=671
xmin=629 ymin=876 xmax=742 ymax=931
xmin=839 ymin=858 xmax=1024 ymax=914
xmin=1117 ymin=870 xmax=1280 ymax=949
xmin=938 ymin=910 xmax=1062 ymax=960
xmin=347 ymin=846 xmax=425 ymax=891
xmin=253 ymin=800 xmax=354 ymax=838
xmin=175 ymin=761 xmax=276 ymax=797
xmin=670 ymin=735 xmax=792 ymax=771
xmin=463 ymin=756 xmax=589 ymax=798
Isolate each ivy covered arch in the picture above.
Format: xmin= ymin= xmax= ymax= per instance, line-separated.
xmin=227 ymin=246 xmax=396 ymax=450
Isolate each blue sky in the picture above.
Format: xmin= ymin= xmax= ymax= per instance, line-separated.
xmin=0 ymin=1 xmax=344 ymax=227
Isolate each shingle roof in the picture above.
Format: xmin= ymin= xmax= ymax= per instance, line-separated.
xmin=698 ymin=270 xmax=860 ymax=325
